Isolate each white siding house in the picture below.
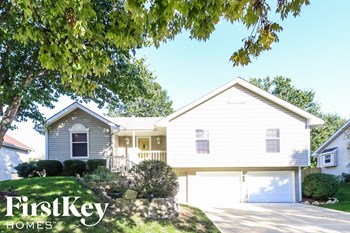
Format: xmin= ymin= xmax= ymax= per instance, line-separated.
xmin=157 ymin=78 xmax=323 ymax=205
xmin=46 ymin=78 xmax=323 ymax=206
xmin=313 ymin=119 xmax=350 ymax=176
xmin=0 ymin=135 xmax=33 ymax=181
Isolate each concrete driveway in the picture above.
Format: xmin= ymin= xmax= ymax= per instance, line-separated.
xmin=202 ymin=204 xmax=350 ymax=233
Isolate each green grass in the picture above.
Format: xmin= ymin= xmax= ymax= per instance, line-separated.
xmin=321 ymin=183 xmax=350 ymax=212
xmin=0 ymin=177 xmax=219 ymax=233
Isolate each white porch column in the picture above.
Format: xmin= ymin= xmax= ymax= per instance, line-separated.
xmin=132 ymin=131 xmax=136 ymax=158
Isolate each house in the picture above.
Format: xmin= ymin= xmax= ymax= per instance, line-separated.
xmin=313 ymin=119 xmax=350 ymax=176
xmin=45 ymin=78 xmax=323 ymax=205
xmin=0 ymin=134 xmax=33 ymax=180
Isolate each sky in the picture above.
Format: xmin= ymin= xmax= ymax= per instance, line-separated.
xmin=6 ymin=0 xmax=350 ymax=156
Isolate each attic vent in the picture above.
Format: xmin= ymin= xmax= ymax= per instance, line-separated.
xmin=228 ymin=100 xmax=245 ymax=104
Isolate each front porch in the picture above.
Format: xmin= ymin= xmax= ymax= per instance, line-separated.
xmin=107 ymin=118 xmax=167 ymax=173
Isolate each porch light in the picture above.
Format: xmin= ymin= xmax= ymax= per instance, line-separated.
xmin=125 ymin=137 xmax=130 ymax=145
xmin=156 ymin=136 xmax=161 ymax=145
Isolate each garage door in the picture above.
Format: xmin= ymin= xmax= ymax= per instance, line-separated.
xmin=188 ymin=172 xmax=242 ymax=207
xmin=247 ymin=171 xmax=294 ymax=203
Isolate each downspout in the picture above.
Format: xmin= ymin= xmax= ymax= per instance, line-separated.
xmin=307 ymin=119 xmax=311 ymax=166
xmin=298 ymin=167 xmax=302 ymax=202
xmin=45 ymin=129 xmax=49 ymax=160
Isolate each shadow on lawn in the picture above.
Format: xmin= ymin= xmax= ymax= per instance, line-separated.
xmin=144 ymin=205 xmax=220 ymax=233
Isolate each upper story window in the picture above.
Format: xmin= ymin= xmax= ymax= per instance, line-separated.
xmin=195 ymin=129 xmax=210 ymax=154
xmin=266 ymin=129 xmax=280 ymax=153
xmin=70 ymin=124 xmax=89 ymax=158
xmin=319 ymin=147 xmax=337 ymax=167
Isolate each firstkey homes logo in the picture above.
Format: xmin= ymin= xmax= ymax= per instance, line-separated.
xmin=4 ymin=196 xmax=109 ymax=230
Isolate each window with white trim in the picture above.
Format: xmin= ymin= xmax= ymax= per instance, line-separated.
xmin=320 ymin=148 xmax=337 ymax=167
xmin=70 ymin=124 xmax=89 ymax=158
xmin=195 ymin=129 xmax=210 ymax=154
xmin=266 ymin=129 xmax=280 ymax=153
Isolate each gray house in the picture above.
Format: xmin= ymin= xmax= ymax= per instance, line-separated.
xmin=46 ymin=78 xmax=323 ymax=206
xmin=313 ymin=119 xmax=350 ymax=176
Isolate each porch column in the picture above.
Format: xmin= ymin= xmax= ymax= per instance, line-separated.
xmin=132 ymin=131 xmax=136 ymax=158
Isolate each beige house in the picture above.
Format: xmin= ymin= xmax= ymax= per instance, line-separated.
xmin=46 ymin=78 xmax=323 ymax=206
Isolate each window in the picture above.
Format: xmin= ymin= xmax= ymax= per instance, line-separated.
xmin=324 ymin=154 xmax=332 ymax=164
xmin=320 ymin=147 xmax=337 ymax=167
xmin=195 ymin=129 xmax=210 ymax=154
xmin=70 ymin=124 xmax=89 ymax=158
xmin=266 ymin=129 xmax=280 ymax=153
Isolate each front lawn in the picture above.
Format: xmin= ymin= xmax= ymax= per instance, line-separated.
xmin=321 ymin=183 xmax=350 ymax=212
xmin=0 ymin=177 xmax=219 ymax=233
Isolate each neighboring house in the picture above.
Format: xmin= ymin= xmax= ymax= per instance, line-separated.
xmin=313 ymin=119 xmax=350 ymax=176
xmin=0 ymin=135 xmax=33 ymax=181
xmin=46 ymin=78 xmax=323 ymax=205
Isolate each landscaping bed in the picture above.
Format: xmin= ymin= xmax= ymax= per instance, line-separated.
xmin=0 ymin=177 xmax=219 ymax=233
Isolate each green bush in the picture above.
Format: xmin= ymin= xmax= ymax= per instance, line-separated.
xmin=36 ymin=160 xmax=63 ymax=176
xmin=14 ymin=161 xmax=38 ymax=178
xmin=84 ymin=166 xmax=119 ymax=182
xmin=63 ymin=160 xmax=86 ymax=176
xmin=130 ymin=160 xmax=178 ymax=198
xmin=303 ymin=173 xmax=340 ymax=199
xmin=338 ymin=173 xmax=350 ymax=183
xmin=87 ymin=159 xmax=106 ymax=172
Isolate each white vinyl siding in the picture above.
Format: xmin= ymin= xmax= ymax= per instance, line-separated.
xmin=319 ymin=131 xmax=350 ymax=176
xmin=167 ymin=84 xmax=309 ymax=168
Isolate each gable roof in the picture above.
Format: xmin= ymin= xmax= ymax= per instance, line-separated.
xmin=46 ymin=102 xmax=118 ymax=127
xmin=313 ymin=119 xmax=350 ymax=155
xmin=3 ymin=134 xmax=33 ymax=152
xmin=156 ymin=77 xmax=324 ymax=127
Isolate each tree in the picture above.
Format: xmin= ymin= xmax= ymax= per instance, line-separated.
xmin=249 ymin=76 xmax=320 ymax=113
xmin=0 ymin=0 xmax=310 ymax=146
xmin=310 ymin=112 xmax=346 ymax=152
xmin=106 ymin=81 xmax=173 ymax=117
xmin=249 ymin=76 xmax=346 ymax=155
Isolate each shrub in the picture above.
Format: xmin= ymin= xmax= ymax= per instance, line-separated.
xmin=84 ymin=166 xmax=119 ymax=182
xmin=14 ymin=161 xmax=38 ymax=178
xmin=87 ymin=159 xmax=106 ymax=172
xmin=303 ymin=173 xmax=340 ymax=199
xmin=338 ymin=173 xmax=350 ymax=183
xmin=130 ymin=160 xmax=178 ymax=198
xmin=63 ymin=160 xmax=86 ymax=176
xmin=36 ymin=160 xmax=63 ymax=176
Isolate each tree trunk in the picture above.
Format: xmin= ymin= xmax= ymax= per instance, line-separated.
xmin=0 ymin=95 xmax=23 ymax=147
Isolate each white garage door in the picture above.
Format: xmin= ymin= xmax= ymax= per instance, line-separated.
xmin=177 ymin=175 xmax=187 ymax=203
xmin=247 ymin=171 xmax=294 ymax=203
xmin=188 ymin=172 xmax=242 ymax=207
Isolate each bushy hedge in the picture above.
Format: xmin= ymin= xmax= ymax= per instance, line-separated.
xmin=14 ymin=161 xmax=38 ymax=178
xmin=130 ymin=160 xmax=178 ymax=198
xmin=303 ymin=173 xmax=340 ymax=199
xmin=63 ymin=160 xmax=86 ymax=176
xmin=36 ymin=160 xmax=63 ymax=176
xmin=87 ymin=159 xmax=106 ymax=172
xmin=84 ymin=166 xmax=119 ymax=182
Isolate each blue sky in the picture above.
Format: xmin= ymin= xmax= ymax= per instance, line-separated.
xmin=7 ymin=1 xmax=350 ymax=155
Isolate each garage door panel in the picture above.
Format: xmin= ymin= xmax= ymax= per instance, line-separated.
xmin=248 ymin=171 xmax=294 ymax=203
xmin=189 ymin=172 xmax=241 ymax=207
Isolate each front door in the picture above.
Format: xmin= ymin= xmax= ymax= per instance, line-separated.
xmin=138 ymin=138 xmax=150 ymax=151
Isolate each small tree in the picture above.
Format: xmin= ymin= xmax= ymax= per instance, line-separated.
xmin=130 ymin=160 xmax=178 ymax=198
